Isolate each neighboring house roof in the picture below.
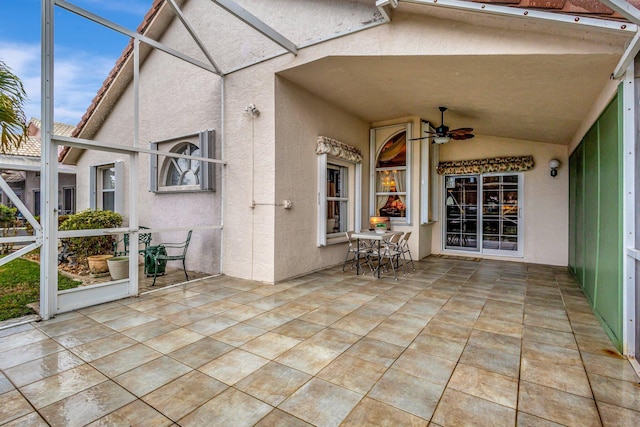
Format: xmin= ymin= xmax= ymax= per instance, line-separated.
xmin=1 ymin=118 xmax=77 ymax=173
xmin=1 ymin=171 xmax=25 ymax=184
xmin=59 ymin=0 xmax=638 ymax=164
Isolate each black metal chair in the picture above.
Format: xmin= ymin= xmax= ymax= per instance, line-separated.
xmin=151 ymin=230 xmax=192 ymax=286
xmin=113 ymin=226 xmax=152 ymax=257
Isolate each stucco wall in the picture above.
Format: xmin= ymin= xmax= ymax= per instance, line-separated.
xmin=272 ymin=77 xmax=370 ymax=281
xmin=436 ymin=135 xmax=568 ymax=266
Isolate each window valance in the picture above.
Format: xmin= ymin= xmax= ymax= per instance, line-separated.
xmin=437 ymin=155 xmax=534 ymax=175
xmin=316 ymin=136 xmax=363 ymax=163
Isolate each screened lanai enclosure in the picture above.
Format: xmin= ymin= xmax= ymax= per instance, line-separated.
xmin=0 ymin=0 xmax=639 ymax=369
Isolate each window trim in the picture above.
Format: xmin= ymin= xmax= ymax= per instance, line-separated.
xmin=370 ymin=123 xmax=412 ymax=225
xmin=90 ymin=161 xmax=124 ymax=213
xmin=317 ymin=154 xmax=361 ymax=247
xmin=150 ymin=130 xmax=215 ymax=193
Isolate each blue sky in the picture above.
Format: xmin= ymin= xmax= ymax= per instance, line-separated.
xmin=0 ymin=0 xmax=152 ymax=126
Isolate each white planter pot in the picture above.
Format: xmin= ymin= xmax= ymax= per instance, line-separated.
xmin=107 ymin=256 xmax=129 ymax=280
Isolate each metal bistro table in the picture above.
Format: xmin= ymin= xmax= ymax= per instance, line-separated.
xmin=352 ymin=230 xmax=403 ymax=278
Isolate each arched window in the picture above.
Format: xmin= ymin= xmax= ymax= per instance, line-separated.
xmin=164 ymin=142 xmax=200 ymax=187
xmin=374 ymin=130 xmax=407 ymax=219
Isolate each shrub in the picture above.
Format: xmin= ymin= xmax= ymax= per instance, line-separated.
xmin=58 ymin=209 xmax=123 ymax=264
xmin=0 ymin=204 xmax=16 ymax=227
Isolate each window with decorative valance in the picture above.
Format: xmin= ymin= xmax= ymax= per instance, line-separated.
xmin=437 ymin=155 xmax=534 ymax=175
xmin=316 ymin=136 xmax=362 ymax=246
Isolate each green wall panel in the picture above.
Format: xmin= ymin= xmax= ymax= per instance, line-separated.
xmin=568 ymin=89 xmax=623 ymax=351
xmin=582 ymin=125 xmax=599 ymax=302
xmin=595 ymin=97 xmax=622 ymax=340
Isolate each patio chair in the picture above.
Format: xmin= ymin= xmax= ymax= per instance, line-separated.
xmin=342 ymin=231 xmax=374 ymax=273
xmin=371 ymin=232 xmax=404 ymax=280
xmin=150 ymin=230 xmax=192 ymax=286
xmin=399 ymin=231 xmax=416 ymax=270
xmin=113 ymin=226 xmax=152 ymax=257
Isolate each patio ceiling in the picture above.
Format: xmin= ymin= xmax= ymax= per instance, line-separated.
xmin=277 ymin=52 xmax=620 ymax=145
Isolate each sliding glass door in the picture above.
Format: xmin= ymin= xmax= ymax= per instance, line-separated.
xmin=444 ymin=173 xmax=522 ymax=256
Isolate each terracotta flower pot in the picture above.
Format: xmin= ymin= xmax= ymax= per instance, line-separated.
xmin=87 ymin=254 xmax=113 ymax=275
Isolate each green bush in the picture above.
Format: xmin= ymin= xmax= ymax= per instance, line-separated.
xmin=0 ymin=204 xmax=17 ymax=227
xmin=59 ymin=209 xmax=123 ymax=264
xmin=25 ymin=215 xmax=69 ymax=235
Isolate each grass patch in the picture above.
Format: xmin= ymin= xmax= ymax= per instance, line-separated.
xmin=0 ymin=257 xmax=81 ymax=322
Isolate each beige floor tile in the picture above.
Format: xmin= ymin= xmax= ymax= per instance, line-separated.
xmin=366 ymin=313 xmax=429 ymax=347
xmin=120 ymin=319 xmax=179 ymax=342
xmin=392 ymin=348 xmax=456 ymax=385
xmin=91 ymin=343 xmax=162 ymax=377
xmin=244 ymin=312 xmax=297 ymax=330
xmin=1 ymin=411 xmax=49 ymax=427
xmin=0 ymin=329 xmax=50 ymax=352
xmin=218 ymin=305 xmax=266 ymax=322
xmin=241 ymin=332 xmax=302 ymax=359
xmin=520 ymin=358 xmax=592 ymax=397
xmin=581 ymin=352 xmax=640 ymax=382
xmin=467 ymin=329 xmax=521 ymax=356
xmin=589 ymin=372 xmax=640 ymax=412
xmin=516 ymin=412 xmax=564 ymax=427
xmin=70 ymin=334 xmax=137 ymax=362
xmin=199 ymin=349 xmax=269 ymax=385
xmin=53 ymin=324 xmax=118 ymax=348
xmin=522 ymin=325 xmax=578 ymax=350
xmin=316 ymin=353 xmax=386 ymax=394
xmin=210 ymin=323 xmax=267 ymax=346
xmin=341 ymin=396 xmax=428 ymax=427
xmin=20 ymin=364 xmax=107 ymax=409
xmin=167 ymin=337 xmax=234 ymax=368
xmin=0 ymin=339 xmax=64 ymax=370
xmin=0 ymin=390 xmax=33 ymax=425
xmin=447 ymin=363 xmax=518 ymax=409
xmin=235 ymin=361 xmax=311 ymax=406
xmin=433 ymin=308 xmax=479 ymax=328
xmin=36 ymin=316 xmax=101 ymax=337
xmin=597 ymin=401 xmax=640 ymax=427
xmin=178 ymin=388 xmax=272 ymax=427
xmin=279 ymin=378 xmax=362 ymax=427
xmin=572 ymin=321 xmax=613 ymax=339
xmin=143 ymin=328 xmax=205 ymax=354
xmin=142 ymin=370 xmax=228 ymax=421
xmin=518 ymin=381 xmax=600 ymax=427
xmin=196 ymin=299 xmax=242 ymax=314
xmin=432 ymin=388 xmax=515 ymax=427
xmin=85 ymin=305 xmax=143 ymax=323
xmin=368 ymin=368 xmax=444 ymax=420
xmin=474 ymin=316 xmax=524 ymax=338
xmin=86 ymin=400 xmax=172 ymax=427
xmin=102 ymin=312 xmax=159 ymax=331
xmin=329 ymin=312 xmax=386 ymax=336
xmin=113 ymin=356 xmax=192 ymax=397
xmin=161 ymin=308 xmax=214 ymax=327
xmin=272 ymin=319 xmax=325 ymax=340
xmin=575 ymin=333 xmax=622 ymax=357
xmin=459 ymin=342 xmax=521 ymax=378
xmin=422 ymin=319 xmax=473 ymax=342
xmin=298 ymin=307 xmax=347 ymax=326
xmin=521 ymin=340 xmax=583 ymax=371
xmin=3 ymin=350 xmax=85 ymax=387
xmin=145 ymin=302 xmax=192 ymax=317
xmin=275 ymin=342 xmax=342 ymax=375
xmin=39 ymin=381 xmax=135 ymax=427
xmin=409 ymin=332 xmax=466 ymax=361
xmin=254 ymin=409 xmax=312 ymax=427
xmin=185 ymin=314 xmax=238 ymax=336
xmin=306 ymin=327 xmax=362 ymax=353
xmin=345 ymin=337 xmax=404 ymax=367
xmin=0 ymin=373 xmax=13 ymax=394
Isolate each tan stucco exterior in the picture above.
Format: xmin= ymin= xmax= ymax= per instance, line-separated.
xmin=68 ymin=0 xmax=632 ymax=283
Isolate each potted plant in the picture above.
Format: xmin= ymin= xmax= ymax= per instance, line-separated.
xmin=59 ymin=209 xmax=123 ymax=277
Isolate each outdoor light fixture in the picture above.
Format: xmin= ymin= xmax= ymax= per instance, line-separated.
xmin=549 ymin=159 xmax=560 ymax=177
xmin=433 ymin=136 xmax=451 ymax=145
xmin=245 ymin=103 xmax=260 ymax=117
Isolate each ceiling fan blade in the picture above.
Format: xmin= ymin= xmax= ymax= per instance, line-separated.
xmin=448 ymin=127 xmax=473 ymax=135
xmin=450 ymin=133 xmax=474 ymax=140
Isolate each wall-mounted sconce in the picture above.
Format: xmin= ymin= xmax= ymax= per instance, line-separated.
xmin=245 ymin=103 xmax=260 ymax=117
xmin=548 ymin=159 xmax=560 ymax=177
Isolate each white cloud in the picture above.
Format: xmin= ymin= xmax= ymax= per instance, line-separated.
xmin=0 ymin=41 xmax=116 ymax=126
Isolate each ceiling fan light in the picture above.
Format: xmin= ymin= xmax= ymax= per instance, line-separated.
xmin=434 ymin=136 xmax=451 ymax=144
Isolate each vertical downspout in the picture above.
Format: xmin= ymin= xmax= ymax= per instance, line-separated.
xmin=40 ymin=0 xmax=57 ymax=320
xmin=623 ymin=61 xmax=637 ymax=360
xmin=220 ymin=75 xmax=225 ymax=275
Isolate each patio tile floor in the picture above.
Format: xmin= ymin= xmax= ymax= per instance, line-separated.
xmin=2 ymin=256 xmax=640 ymax=426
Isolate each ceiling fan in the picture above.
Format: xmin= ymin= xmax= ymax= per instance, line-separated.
xmin=413 ymin=106 xmax=474 ymax=144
